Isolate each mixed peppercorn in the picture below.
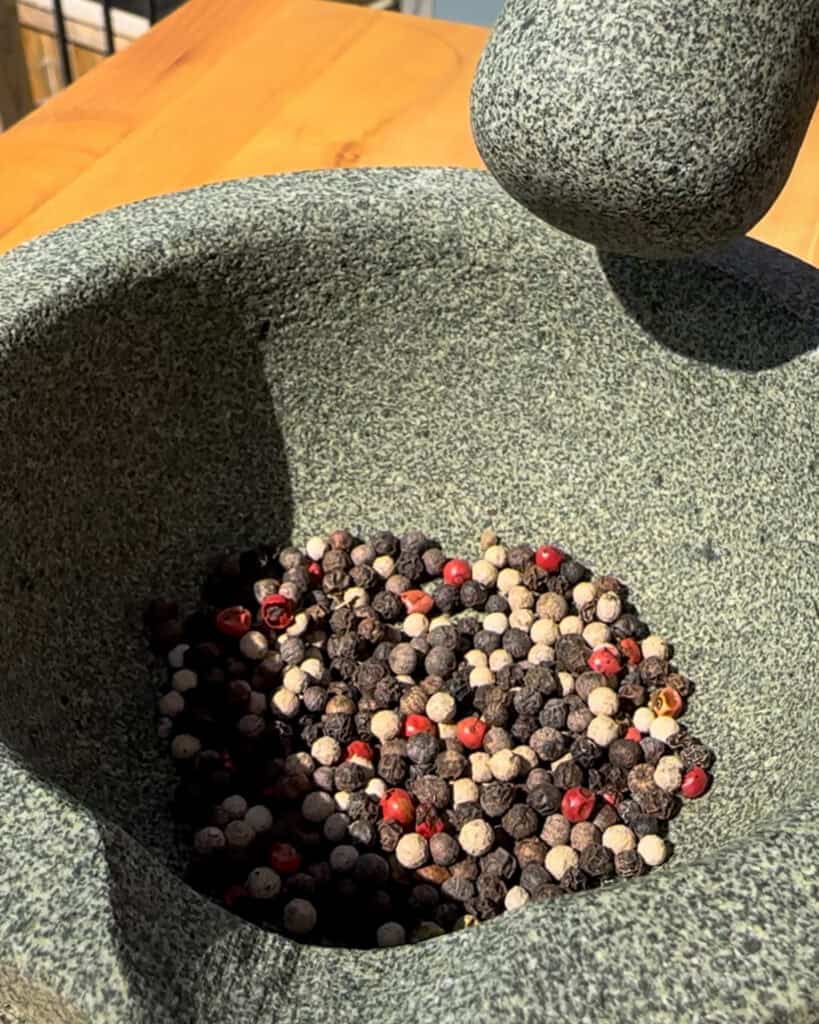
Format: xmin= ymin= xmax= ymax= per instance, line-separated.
xmin=145 ymin=528 xmax=714 ymax=948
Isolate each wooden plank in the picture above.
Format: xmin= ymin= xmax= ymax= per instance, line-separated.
xmin=0 ymin=0 xmax=815 ymax=265
xmin=0 ymin=0 xmax=35 ymax=130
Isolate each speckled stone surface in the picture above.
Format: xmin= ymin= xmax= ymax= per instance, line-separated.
xmin=0 ymin=169 xmax=817 ymax=1023
xmin=471 ymin=0 xmax=819 ymax=257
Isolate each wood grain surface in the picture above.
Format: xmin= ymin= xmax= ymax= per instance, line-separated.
xmin=0 ymin=0 xmax=816 ymax=265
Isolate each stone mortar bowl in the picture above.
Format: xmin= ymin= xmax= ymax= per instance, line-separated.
xmin=0 ymin=169 xmax=817 ymax=1024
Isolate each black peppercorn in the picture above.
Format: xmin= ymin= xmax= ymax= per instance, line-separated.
xmin=501 ymin=804 xmax=539 ymax=840
xmin=529 ymin=727 xmax=566 ymax=762
xmin=410 ymin=635 xmax=430 ymax=657
xmin=560 ymin=559 xmax=589 ymax=585
xmin=568 ymin=736 xmax=601 ymax=769
xmin=574 ymin=671 xmax=608 ymax=702
xmin=369 ymin=530 xmax=398 ymax=557
xmin=476 ymin=874 xmax=507 ymax=907
xmin=349 ymin=564 xmax=376 ymax=590
xmin=331 ymin=656 xmax=358 ymax=681
xmin=513 ymin=685 xmax=545 ymax=717
xmin=399 ymin=686 xmax=428 ymax=716
xmin=323 ymin=548 xmax=351 ymax=573
xmin=371 ymin=641 xmax=396 ymax=664
xmin=545 ymin=575 xmax=571 ymax=597
xmin=407 ymin=732 xmax=440 ymax=765
xmin=450 ymin=856 xmax=479 ymax=881
xmin=526 ymin=768 xmax=553 ymax=790
xmin=433 ymin=583 xmax=460 ymax=613
xmin=484 ymin=593 xmax=509 ymax=614
xmin=460 ymin=580 xmax=488 ymax=609
xmin=422 ymin=547 xmax=447 ymax=577
xmin=479 ymin=846 xmax=516 ymax=880
xmin=279 ymin=637 xmax=305 ymax=666
xmin=377 ymin=819 xmax=403 ymax=852
xmin=409 ymin=775 xmax=449 ymax=810
xmin=323 ymin=569 xmax=351 ymax=593
xmin=368 ymin=590 xmax=401 ymax=622
xmin=480 ymin=781 xmax=516 ymax=818
xmin=482 ymin=692 xmax=512 ymax=728
xmin=526 ymin=783 xmax=562 ymax=815
xmin=371 ymin=675 xmax=400 ymax=709
xmin=348 ymin=819 xmax=376 ymax=847
xmin=640 ymin=656 xmax=668 ymax=687
xmin=633 ymin=782 xmax=675 ymax=819
xmin=442 ymin=877 xmax=475 ymax=903
xmin=330 ymin=606 xmax=356 ymax=634
xmin=435 ymin=750 xmax=467 ymax=781
xmin=435 ymin=901 xmax=461 ymax=930
xmin=448 ymin=801 xmax=483 ymax=829
xmin=358 ymin=616 xmax=386 ymax=645
xmin=553 ymin=761 xmax=584 ymax=790
xmin=514 ymin=837 xmax=547 ymax=867
xmin=520 ymin=564 xmax=545 ymax=592
xmin=378 ymin=754 xmax=407 ymax=785
xmin=640 ymin=737 xmax=667 ymax=765
xmin=519 ymin=863 xmax=551 ymax=896
xmin=326 ymin=632 xmax=358 ymax=661
xmin=510 ymin=715 xmax=537 ymax=742
xmin=560 ymin=867 xmax=591 ymax=892
xmin=469 ymin=631 xmax=497 ymax=657
xmin=426 ymin=833 xmax=459 ymax=868
xmin=608 ymin=738 xmax=643 ymax=770
xmin=555 ymin=635 xmax=590 ymax=675
xmin=334 ymin=762 xmax=368 ymax=792
xmin=507 ymin=544 xmax=534 ymax=570
xmin=424 ymin=646 xmax=456 ymax=678
xmin=321 ymin=713 xmax=355 ymax=744
xmin=394 ymin=552 xmax=424 ymax=582
xmin=538 ymin=698 xmax=568 ymax=730
xmin=618 ymin=678 xmax=647 ymax=709
xmin=502 ymin=628 xmax=530 ymax=660
xmin=614 ymin=849 xmax=645 ymax=877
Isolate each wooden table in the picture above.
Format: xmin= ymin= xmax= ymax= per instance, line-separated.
xmin=0 ymin=0 xmax=817 ymax=264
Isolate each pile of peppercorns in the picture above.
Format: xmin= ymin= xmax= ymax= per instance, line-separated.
xmin=145 ymin=528 xmax=713 ymax=948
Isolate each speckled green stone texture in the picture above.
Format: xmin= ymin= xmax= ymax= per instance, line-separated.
xmin=471 ymin=0 xmax=819 ymax=258
xmin=0 ymin=169 xmax=817 ymax=1024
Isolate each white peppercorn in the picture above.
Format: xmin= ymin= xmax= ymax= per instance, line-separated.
xmin=224 ymin=820 xmax=255 ymax=851
xmin=572 ymin=581 xmax=597 ymax=609
xmin=508 ymin=584 xmax=535 ymax=611
xmin=245 ymin=805 xmax=273 ymax=833
xmin=513 ymin=745 xmax=538 ymax=771
xmin=311 ymin=736 xmax=342 ymax=766
xmin=465 ymin=649 xmax=488 ymax=669
xmin=509 ymin=608 xmax=535 ymax=631
xmin=541 ymin=813 xmax=571 ymax=847
xmin=641 ymin=634 xmax=669 ymax=660
xmin=558 ymin=671 xmax=575 ymax=695
xmin=253 ymin=578 xmax=279 ymax=603
xmin=171 ymin=669 xmax=198 ymax=693
xmin=654 ymin=754 xmax=684 ymax=792
xmin=545 ymin=844 xmax=579 ymax=880
xmin=171 ymin=734 xmax=201 ymax=760
xmin=505 ymin=885 xmax=530 ymax=911
xmin=497 ymin=568 xmax=522 ymax=594
xmin=587 ymin=715 xmax=619 ymax=747
xmin=633 ymin=706 xmax=656 ymax=733
xmin=221 ymin=794 xmax=248 ymax=821
xmin=158 ymin=690 xmax=185 ymax=717
xmin=470 ymin=666 xmax=494 ymax=688
xmin=531 ymin=618 xmax=559 ymax=646
xmin=193 ymin=826 xmax=225 ymax=856
xmin=365 ymin=778 xmax=387 ymax=800
xmin=637 ymin=834 xmax=668 ymax=866
xmin=452 ymin=778 xmax=480 ymax=805
xmin=396 ymin=833 xmax=429 ymax=869
xmin=528 ymin=644 xmax=555 ymax=665
xmin=334 ymin=791 xmax=351 ymax=812
xmin=558 ymin=615 xmax=583 ymax=636
xmin=649 ymin=716 xmax=680 ymax=742
xmin=372 ymin=555 xmax=395 ymax=578
xmin=488 ymin=650 xmax=512 ymax=672
xmin=472 ymin=559 xmax=498 ymax=587
xmin=484 ymin=544 xmax=507 ymax=568
xmin=587 ymin=687 xmax=619 ymax=717
xmin=483 ymin=612 xmax=509 ymax=635
xmin=470 ymin=752 xmax=493 ymax=783
xmin=271 ymin=688 xmax=301 ymax=718
xmin=404 ymin=612 xmax=429 ymax=638
xmin=458 ymin=819 xmax=494 ymax=857
xmin=595 ymin=592 xmax=622 ymax=624
xmin=167 ymin=643 xmax=189 ymax=669
xmin=246 ymin=866 xmax=281 ymax=899
xmin=371 ymin=710 xmax=401 ymax=741
xmin=426 ymin=692 xmax=456 ymax=723
xmin=285 ymin=612 xmax=310 ymax=637
xmin=602 ymin=824 xmax=636 ymax=854
xmin=489 ymin=749 xmax=523 ymax=781
xmin=583 ymin=622 xmax=610 ymax=648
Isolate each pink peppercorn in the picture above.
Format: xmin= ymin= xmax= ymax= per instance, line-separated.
xmin=561 ymin=787 xmax=596 ymax=823
xmin=680 ymin=766 xmax=710 ymax=799
xmin=588 ymin=644 xmax=622 ymax=675
xmin=215 ymin=606 xmax=252 ymax=637
xmin=443 ymin=559 xmax=471 ymax=586
xmin=535 ymin=545 xmax=565 ymax=573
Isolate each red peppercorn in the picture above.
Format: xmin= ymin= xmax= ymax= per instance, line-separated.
xmin=442 ymin=559 xmax=471 ymax=586
xmin=222 ymin=884 xmax=246 ymax=908
xmin=404 ymin=714 xmax=436 ymax=738
xmin=380 ymin=788 xmax=415 ymax=829
xmin=346 ymin=740 xmax=374 ymax=761
xmin=535 ymin=545 xmax=565 ymax=573
xmin=215 ymin=606 xmax=252 ymax=637
xmin=561 ymin=787 xmax=596 ymax=823
xmin=618 ymin=637 xmax=643 ymax=666
xmin=624 ymin=726 xmax=642 ymax=743
xmin=680 ymin=766 xmax=710 ymax=799
xmin=416 ymin=817 xmax=445 ymax=840
xmin=269 ymin=842 xmax=302 ymax=874
xmin=259 ymin=593 xmax=295 ymax=631
xmin=400 ymin=589 xmax=434 ymax=615
xmin=306 ymin=560 xmax=323 ymax=582
xmin=456 ymin=716 xmax=488 ymax=750
xmin=588 ymin=644 xmax=622 ymax=676
xmin=602 ymin=791 xmax=617 ymax=806
xmin=651 ymin=686 xmax=684 ymax=718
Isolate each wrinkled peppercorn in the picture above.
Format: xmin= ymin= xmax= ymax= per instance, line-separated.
xmin=501 ymin=804 xmax=539 ymax=840
xmin=555 ymin=635 xmax=590 ymax=674
xmin=480 ymin=781 xmax=516 ymax=818
xmin=526 ymin=784 xmax=562 ymax=815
